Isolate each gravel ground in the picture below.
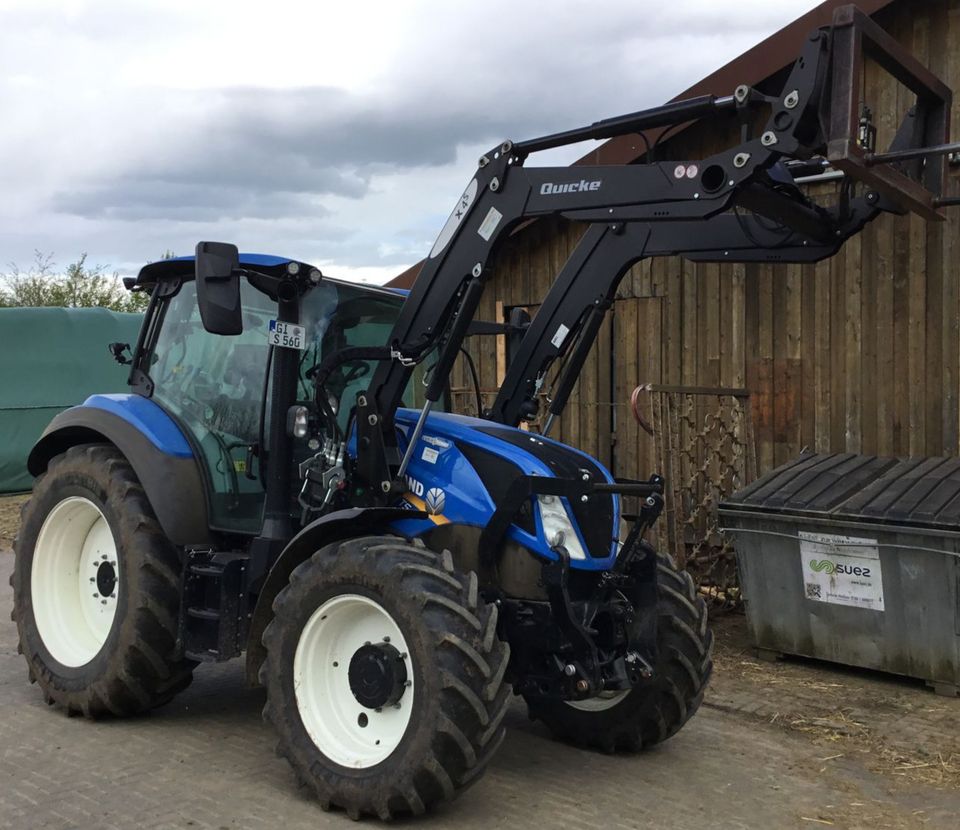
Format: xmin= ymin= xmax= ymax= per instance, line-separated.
xmin=2 ymin=492 xmax=959 ymax=828
xmin=0 ymin=494 xmax=27 ymax=550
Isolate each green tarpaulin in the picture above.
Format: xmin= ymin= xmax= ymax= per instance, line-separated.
xmin=0 ymin=307 xmax=142 ymax=492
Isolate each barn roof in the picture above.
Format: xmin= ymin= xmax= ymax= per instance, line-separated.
xmin=387 ymin=0 xmax=896 ymax=289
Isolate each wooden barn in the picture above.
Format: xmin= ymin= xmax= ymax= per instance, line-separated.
xmin=390 ymin=0 xmax=960 ymax=578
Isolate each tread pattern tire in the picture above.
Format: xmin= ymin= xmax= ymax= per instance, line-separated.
xmin=525 ymin=551 xmax=712 ymax=752
xmin=11 ymin=444 xmax=194 ymax=717
xmin=261 ymin=535 xmax=511 ymax=820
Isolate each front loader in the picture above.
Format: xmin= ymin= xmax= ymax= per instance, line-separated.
xmin=10 ymin=5 xmax=959 ymax=820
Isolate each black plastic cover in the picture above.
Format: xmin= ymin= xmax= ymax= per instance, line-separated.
xmin=721 ymin=452 xmax=960 ymax=530
xmin=475 ymin=425 xmax=616 ymax=557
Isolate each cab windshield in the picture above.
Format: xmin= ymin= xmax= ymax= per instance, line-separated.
xmin=145 ymin=276 xmax=429 ymax=533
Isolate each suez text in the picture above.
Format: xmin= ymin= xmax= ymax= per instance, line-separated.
xmin=810 ymin=559 xmax=873 ymax=578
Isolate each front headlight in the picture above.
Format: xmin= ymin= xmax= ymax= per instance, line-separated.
xmin=537 ymin=495 xmax=587 ymax=560
xmin=287 ymin=405 xmax=310 ymax=438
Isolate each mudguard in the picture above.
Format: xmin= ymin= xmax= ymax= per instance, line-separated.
xmin=27 ymin=394 xmax=211 ymax=546
xmin=244 ymin=506 xmax=425 ymax=685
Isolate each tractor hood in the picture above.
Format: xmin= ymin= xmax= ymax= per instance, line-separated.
xmin=389 ymin=409 xmax=620 ymax=570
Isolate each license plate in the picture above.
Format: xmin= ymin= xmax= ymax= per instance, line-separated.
xmin=268 ymin=320 xmax=305 ymax=350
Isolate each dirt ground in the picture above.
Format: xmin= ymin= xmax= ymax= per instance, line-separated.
xmin=710 ymin=612 xmax=960 ymax=791
xmin=0 ymin=494 xmax=27 ymax=550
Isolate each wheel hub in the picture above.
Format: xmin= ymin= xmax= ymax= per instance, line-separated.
xmin=348 ymin=642 xmax=408 ymax=709
xmin=95 ymin=561 xmax=117 ymax=598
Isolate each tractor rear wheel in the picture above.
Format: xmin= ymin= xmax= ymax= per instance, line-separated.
xmin=524 ymin=551 xmax=712 ymax=752
xmin=11 ymin=444 xmax=194 ymax=717
xmin=261 ymin=535 xmax=511 ymax=820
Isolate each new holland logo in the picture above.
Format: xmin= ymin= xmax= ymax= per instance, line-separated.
xmin=425 ymin=487 xmax=446 ymax=515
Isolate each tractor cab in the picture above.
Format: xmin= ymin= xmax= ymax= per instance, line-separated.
xmin=127 ymin=253 xmax=429 ymax=535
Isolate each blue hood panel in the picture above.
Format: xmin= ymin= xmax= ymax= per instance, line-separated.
xmin=387 ymin=409 xmax=620 ymax=571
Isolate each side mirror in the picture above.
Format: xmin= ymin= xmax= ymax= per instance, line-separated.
xmin=195 ymin=241 xmax=243 ymax=335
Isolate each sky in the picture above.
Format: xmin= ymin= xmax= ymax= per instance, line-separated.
xmin=0 ymin=0 xmax=825 ymax=284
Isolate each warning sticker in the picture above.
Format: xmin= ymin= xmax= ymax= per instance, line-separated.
xmin=550 ymin=323 xmax=570 ymax=349
xmin=478 ymin=206 xmax=503 ymax=241
xmin=798 ymin=531 xmax=884 ymax=611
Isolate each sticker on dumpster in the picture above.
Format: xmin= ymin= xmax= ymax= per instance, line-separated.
xmin=798 ymin=531 xmax=884 ymax=611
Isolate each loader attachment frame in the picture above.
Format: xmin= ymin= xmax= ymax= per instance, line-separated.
xmin=332 ymin=5 xmax=955 ymax=499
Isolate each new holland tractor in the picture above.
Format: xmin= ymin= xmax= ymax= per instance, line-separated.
xmin=10 ymin=5 xmax=958 ymax=820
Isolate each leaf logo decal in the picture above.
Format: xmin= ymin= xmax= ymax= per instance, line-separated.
xmin=425 ymin=487 xmax=446 ymax=516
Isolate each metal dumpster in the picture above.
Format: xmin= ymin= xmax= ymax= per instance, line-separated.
xmin=719 ymin=452 xmax=960 ymax=695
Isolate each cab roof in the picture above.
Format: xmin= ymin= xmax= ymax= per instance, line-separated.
xmin=132 ymin=252 xmax=409 ymax=298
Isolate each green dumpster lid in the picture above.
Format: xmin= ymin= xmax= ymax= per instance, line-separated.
xmin=719 ymin=452 xmax=960 ymax=530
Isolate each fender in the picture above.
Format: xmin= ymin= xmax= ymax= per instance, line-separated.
xmin=244 ymin=506 xmax=426 ymax=686
xmin=27 ymin=395 xmax=211 ymax=546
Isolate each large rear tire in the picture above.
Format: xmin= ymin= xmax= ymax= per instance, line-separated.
xmin=11 ymin=444 xmax=194 ymax=717
xmin=261 ymin=536 xmax=511 ymax=820
xmin=524 ymin=551 xmax=712 ymax=752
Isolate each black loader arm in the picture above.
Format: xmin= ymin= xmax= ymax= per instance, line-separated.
xmin=487 ymin=8 xmax=956 ymax=430
xmin=349 ymin=4 xmax=956 ymax=497
xmin=487 ymin=189 xmax=890 ymax=428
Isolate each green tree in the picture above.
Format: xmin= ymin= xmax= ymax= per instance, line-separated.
xmin=0 ymin=251 xmax=149 ymax=313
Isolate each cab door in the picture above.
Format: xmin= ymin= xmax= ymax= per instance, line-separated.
xmin=148 ymin=278 xmax=273 ymax=534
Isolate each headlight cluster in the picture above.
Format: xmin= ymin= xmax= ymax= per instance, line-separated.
xmin=537 ymin=495 xmax=587 ymax=560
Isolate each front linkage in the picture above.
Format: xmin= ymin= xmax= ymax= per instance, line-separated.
xmin=476 ymin=472 xmax=665 ymax=701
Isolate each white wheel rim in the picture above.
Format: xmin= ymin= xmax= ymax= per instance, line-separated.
xmin=566 ymin=689 xmax=630 ymax=712
xmin=31 ymin=497 xmax=120 ymax=668
xmin=294 ymin=593 xmax=414 ymax=768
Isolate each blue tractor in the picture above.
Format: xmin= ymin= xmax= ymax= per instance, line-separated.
xmin=11 ymin=7 xmax=956 ymax=819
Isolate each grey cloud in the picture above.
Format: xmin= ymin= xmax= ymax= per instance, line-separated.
xmin=49 ymin=84 xmax=580 ymax=223
xmin=8 ymin=0 xmax=824 ymax=273
xmin=53 ymin=179 xmax=335 ymax=222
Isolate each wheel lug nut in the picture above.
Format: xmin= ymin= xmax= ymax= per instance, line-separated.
xmin=382 ymin=636 xmax=391 ymax=643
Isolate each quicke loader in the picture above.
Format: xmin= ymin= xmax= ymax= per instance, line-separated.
xmin=11 ymin=5 xmax=960 ymax=820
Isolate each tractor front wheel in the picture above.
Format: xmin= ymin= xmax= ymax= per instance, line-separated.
xmin=11 ymin=444 xmax=194 ymax=717
xmin=261 ymin=536 xmax=511 ymax=820
xmin=524 ymin=551 xmax=712 ymax=752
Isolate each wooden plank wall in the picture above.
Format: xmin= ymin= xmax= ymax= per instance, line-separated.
xmin=452 ymin=0 xmax=960 ymax=480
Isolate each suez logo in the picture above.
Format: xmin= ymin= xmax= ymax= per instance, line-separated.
xmin=809 ymin=559 xmax=873 ymax=578
xmin=539 ymin=179 xmax=602 ymax=196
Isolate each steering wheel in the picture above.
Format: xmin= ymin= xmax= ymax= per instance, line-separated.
xmin=340 ymin=360 xmax=371 ymax=386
